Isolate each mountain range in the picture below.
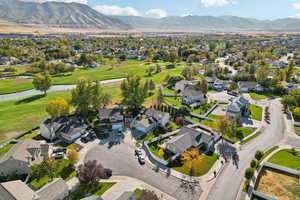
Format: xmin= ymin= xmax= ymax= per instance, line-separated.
xmin=0 ymin=0 xmax=130 ymax=30
xmin=2 ymin=0 xmax=300 ymax=32
xmin=111 ymin=15 xmax=300 ymax=31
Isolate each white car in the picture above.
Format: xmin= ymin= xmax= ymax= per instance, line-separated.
xmin=138 ymin=155 xmax=145 ymax=165
xmin=53 ymin=152 xmax=64 ymax=159
xmin=135 ymin=148 xmax=142 ymax=156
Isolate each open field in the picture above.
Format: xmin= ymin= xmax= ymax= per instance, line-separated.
xmin=0 ymin=60 xmax=184 ymax=95
xmin=255 ymin=168 xmax=300 ymax=200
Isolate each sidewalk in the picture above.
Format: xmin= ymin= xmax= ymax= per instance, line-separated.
xmin=101 ymin=176 xmax=176 ymax=200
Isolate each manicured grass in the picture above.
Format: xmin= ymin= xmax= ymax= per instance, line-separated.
xmin=66 ymin=182 xmax=116 ymax=200
xmin=222 ymin=127 xmax=255 ymax=143
xmin=295 ymin=126 xmax=300 ymax=136
xmin=0 ymin=61 xmax=184 ymax=95
xmin=0 ymin=87 xmax=121 ymax=141
xmin=207 ymin=114 xmax=223 ymax=120
xmin=260 ymin=146 xmax=279 ymax=163
xmin=249 ymin=92 xmax=278 ymax=100
xmin=0 ymin=143 xmax=14 ymax=158
xmin=240 ymin=131 xmax=262 ymax=145
xmin=172 ymin=153 xmax=219 ymax=176
xmin=162 ymin=88 xmax=175 ymax=95
xmin=164 ymin=96 xmax=182 ymax=107
xmin=29 ymin=159 xmax=76 ymax=189
xmin=250 ymin=104 xmax=263 ymax=121
xmin=268 ymin=149 xmax=300 ymax=169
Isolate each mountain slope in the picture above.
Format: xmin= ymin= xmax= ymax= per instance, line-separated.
xmin=0 ymin=0 xmax=131 ymax=29
xmin=111 ymin=15 xmax=300 ymax=31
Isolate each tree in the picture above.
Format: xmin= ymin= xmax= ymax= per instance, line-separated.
xmin=120 ymin=74 xmax=148 ymax=114
xmin=90 ymin=81 xmax=104 ymax=111
xmin=139 ymin=189 xmax=160 ymax=200
xmin=148 ymin=79 xmax=156 ymax=92
xmin=245 ymin=168 xmax=254 ymax=179
xmin=32 ymin=72 xmax=52 ymax=95
xmin=293 ymin=107 xmax=300 ymax=121
xmin=250 ymin=160 xmax=257 ymax=168
xmin=67 ymin=149 xmax=79 ymax=167
xmin=255 ymin=65 xmax=269 ymax=86
xmin=255 ymin=150 xmax=264 ymax=161
xmin=285 ymin=60 xmax=295 ymax=82
xmin=177 ymin=106 xmax=190 ymax=116
xmin=71 ymin=79 xmax=104 ymax=115
xmin=216 ymin=116 xmax=231 ymax=136
xmin=182 ymin=149 xmax=199 ymax=176
xmin=102 ymin=92 xmax=112 ymax=108
xmin=77 ymin=160 xmax=105 ymax=185
xmin=195 ymin=78 xmax=208 ymax=95
xmin=156 ymin=88 xmax=164 ymax=105
xmin=181 ymin=66 xmax=193 ymax=80
xmin=31 ymin=159 xmax=56 ymax=182
xmin=46 ymin=97 xmax=69 ymax=118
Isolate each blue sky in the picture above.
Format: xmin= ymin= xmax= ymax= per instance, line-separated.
xmin=26 ymin=0 xmax=300 ymax=19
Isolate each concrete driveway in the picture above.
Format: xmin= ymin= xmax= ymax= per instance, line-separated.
xmin=84 ymin=140 xmax=203 ymax=200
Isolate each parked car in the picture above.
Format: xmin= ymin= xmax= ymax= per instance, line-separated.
xmin=103 ymin=168 xmax=112 ymax=178
xmin=53 ymin=152 xmax=64 ymax=159
xmin=138 ymin=155 xmax=145 ymax=165
xmin=135 ymin=148 xmax=142 ymax=156
xmin=9 ymin=139 xmax=19 ymax=144
xmin=53 ymin=148 xmax=66 ymax=153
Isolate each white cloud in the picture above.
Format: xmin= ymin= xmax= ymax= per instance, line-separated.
xmin=200 ymin=0 xmax=235 ymax=7
xmin=145 ymin=9 xmax=167 ymax=18
xmin=292 ymin=3 xmax=300 ymax=10
xmin=94 ymin=5 xmax=140 ymax=16
xmin=20 ymin=0 xmax=88 ymax=4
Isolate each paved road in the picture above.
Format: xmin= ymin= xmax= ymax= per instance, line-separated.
xmin=207 ymin=99 xmax=285 ymax=200
xmin=85 ymin=139 xmax=202 ymax=200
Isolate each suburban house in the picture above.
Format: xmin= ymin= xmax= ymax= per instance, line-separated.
xmin=0 ymin=178 xmax=69 ymax=200
xmin=174 ymin=80 xmax=191 ymax=93
xmin=145 ymin=108 xmax=170 ymax=128
xmin=213 ymin=79 xmax=226 ymax=91
xmin=182 ymin=86 xmax=206 ymax=107
xmin=132 ymin=109 xmax=170 ymax=136
xmin=98 ymin=108 xmax=124 ymax=131
xmin=237 ymin=81 xmax=264 ymax=93
xmin=205 ymin=77 xmax=216 ymax=89
xmin=40 ymin=116 xmax=87 ymax=143
xmin=0 ymin=139 xmax=46 ymax=176
xmin=226 ymin=96 xmax=250 ymax=122
xmin=165 ymin=127 xmax=215 ymax=155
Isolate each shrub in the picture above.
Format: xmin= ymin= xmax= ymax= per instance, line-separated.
xmin=255 ymin=150 xmax=264 ymax=161
xmin=245 ymin=168 xmax=255 ymax=179
xmin=250 ymin=160 xmax=257 ymax=168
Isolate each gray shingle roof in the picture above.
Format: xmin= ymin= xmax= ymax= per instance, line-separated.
xmin=36 ymin=178 xmax=68 ymax=200
xmin=166 ymin=127 xmax=213 ymax=154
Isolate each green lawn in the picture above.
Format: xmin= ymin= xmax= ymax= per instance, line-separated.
xmin=164 ymin=96 xmax=182 ymax=107
xmin=250 ymin=104 xmax=263 ymax=121
xmin=0 ymin=61 xmax=184 ymax=95
xmin=223 ymin=127 xmax=255 ymax=143
xmin=0 ymin=86 xmax=121 ymax=141
xmin=207 ymin=114 xmax=223 ymax=120
xmin=29 ymin=159 xmax=76 ymax=189
xmin=240 ymin=131 xmax=262 ymax=145
xmin=260 ymin=146 xmax=279 ymax=163
xmin=249 ymin=92 xmax=278 ymax=100
xmin=268 ymin=149 xmax=300 ymax=169
xmin=65 ymin=182 xmax=116 ymax=200
xmin=295 ymin=126 xmax=300 ymax=136
xmin=172 ymin=153 xmax=219 ymax=176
